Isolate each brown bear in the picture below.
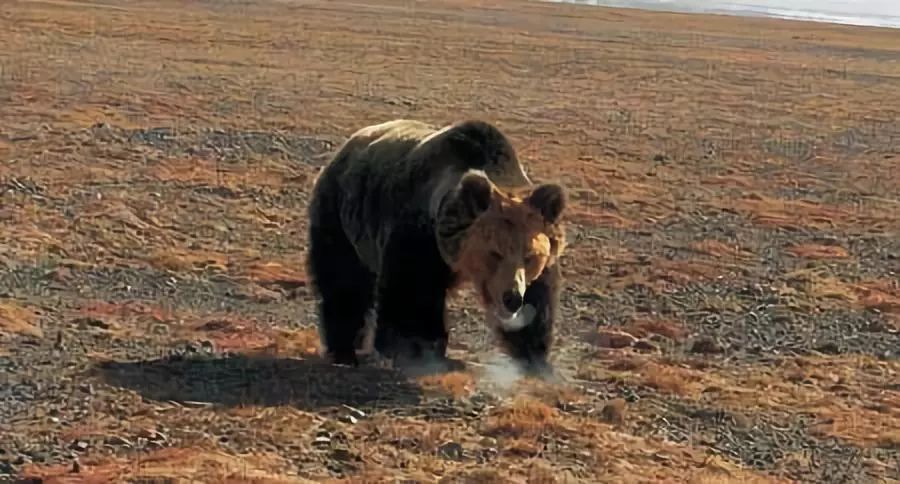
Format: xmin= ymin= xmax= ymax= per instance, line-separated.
xmin=306 ymin=119 xmax=566 ymax=376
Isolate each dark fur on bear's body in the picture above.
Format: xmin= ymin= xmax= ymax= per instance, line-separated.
xmin=307 ymin=119 xmax=560 ymax=374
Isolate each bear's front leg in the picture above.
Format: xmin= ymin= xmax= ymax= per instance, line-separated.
xmin=495 ymin=263 xmax=560 ymax=379
xmin=374 ymin=232 xmax=460 ymax=376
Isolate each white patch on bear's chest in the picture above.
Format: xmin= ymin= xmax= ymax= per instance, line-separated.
xmin=495 ymin=304 xmax=537 ymax=331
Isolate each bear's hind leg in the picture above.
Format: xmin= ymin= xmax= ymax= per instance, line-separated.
xmin=308 ymin=224 xmax=375 ymax=367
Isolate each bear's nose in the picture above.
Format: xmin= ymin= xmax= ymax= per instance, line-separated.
xmin=501 ymin=290 xmax=523 ymax=313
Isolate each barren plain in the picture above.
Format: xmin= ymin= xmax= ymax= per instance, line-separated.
xmin=1 ymin=0 xmax=899 ymax=482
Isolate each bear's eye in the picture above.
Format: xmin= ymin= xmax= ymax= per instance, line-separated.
xmin=489 ymin=250 xmax=504 ymax=262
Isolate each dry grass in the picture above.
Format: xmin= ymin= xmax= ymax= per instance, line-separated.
xmin=417 ymin=371 xmax=477 ymax=399
xmin=484 ymin=398 xmax=563 ymax=439
xmin=0 ymin=300 xmax=42 ymax=339
xmin=23 ymin=446 xmax=302 ymax=483
xmin=785 ymin=243 xmax=850 ymax=260
xmin=577 ymin=352 xmax=900 ymax=448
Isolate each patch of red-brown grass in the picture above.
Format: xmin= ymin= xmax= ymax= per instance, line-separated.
xmin=518 ymin=378 xmax=589 ymax=408
xmin=22 ymin=446 xmax=299 ymax=483
xmin=611 ymin=180 xmax=678 ymax=215
xmin=780 ymin=269 xmax=900 ymax=314
xmin=148 ymin=157 xmax=296 ymax=189
xmin=566 ymin=207 xmax=637 ymax=228
xmin=77 ymin=300 xmax=174 ymax=321
xmin=620 ymin=315 xmax=687 ymax=341
xmin=700 ymin=173 xmax=755 ymax=189
xmin=688 ymin=239 xmax=755 ymax=261
xmin=483 ymin=397 xmax=563 ymax=439
xmin=220 ymin=406 xmax=319 ymax=442
xmin=75 ymin=302 xmax=309 ymax=354
xmin=636 ymin=361 xmax=708 ymax=396
xmin=779 ymin=356 xmax=900 ymax=448
xmin=581 ymin=351 xmax=899 ymax=448
xmin=687 ymin=456 xmax=788 ymax=484
xmin=423 ymin=468 xmax=513 ymax=484
xmin=264 ymin=326 xmax=322 ymax=358
xmin=854 ymin=279 xmax=900 ymax=314
xmin=778 ymin=268 xmax=859 ymax=309
xmin=74 ymin=197 xmax=159 ymax=232
xmin=242 ymin=260 xmax=308 ymax=290
xmin=74 ymin=300 xmax=175 ymax=338
xmin=190 ymin=317 xmax=276 ymax=353
xmin=810 ymin=406 xmax=900 ymax=449
xmin=365 ymin=417 xmax=456 ymax=455
xmin=0 ymin=299 xmax=43 ymax=338
xmin=652 ymin=259 xmax=724 ymax=285
xmin=417 ymin=371 xmax=476 ymax=399
xmin=148 ymin=247 xmax=231 ymax=273
xmin=618 ymin=257 xmax=729 ymax=293
xmin=578 ymin=353 xmax=736 ymax=399
xmin=725 ymin=193 xmax=894 ymax=231
xmin=77 ymin=299 xmax=319 ymax=355
xmin=0 ymin=206 xmax=68 ymax=259
xmin=785 ymin=243 xmax=850 ymax=260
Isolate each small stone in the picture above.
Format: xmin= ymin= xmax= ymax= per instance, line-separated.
xmin=479 ymin=437 xmax=497 ymax=447
xmin=341 ymin=414 xmax=358 ymax=425
xmin=313 ymin=436 xmax=331 ymax=447
xmin=600 ymin=398 xmax=626 ymax=425
xmin=730 ymin=413 xmax=751 ymax=429
xmin=74 ymin=317 xmax=110 ymax=330
xmin=138 ymin=428 xmax=168 ymax=443
xmin=815 ymin=342 xmax=841 ymax=354
xmin=105 ymin=436 xmax=133 ymax=448
xmin=181 ymin=401 xmax=212 ymax=409
xmin=342 ymin=405 xmax=366 ymax=419
xmin=437 ymin=441 xmax=464 ymax=461
xmin=595 ymin=329 xmax=637 ymax=349
xmin=331 ymin=448 xmax=356 ymax=462
xmin=633 ymin=340 xmax=659 ymax=353
xmin=690 ymin=337 xmax=724 ymax=354
xmin=47 ymin=267 xmax=72 ymax=282
xmin=70 ymin=441 xmax=89 ymax=452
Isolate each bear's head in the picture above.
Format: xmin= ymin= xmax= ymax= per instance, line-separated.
xmin=438 ymin=171 xmax=566 ymax=329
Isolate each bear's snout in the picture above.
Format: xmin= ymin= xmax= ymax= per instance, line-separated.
xmin=501 ymin=289 xmax=524 ymax=313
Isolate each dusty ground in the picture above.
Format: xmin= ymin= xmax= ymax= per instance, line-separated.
xmin=1 ymin=0 xmax=899 ymax=482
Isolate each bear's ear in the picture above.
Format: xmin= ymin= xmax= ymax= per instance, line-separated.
xmin=456 ymin=171 xmax=494 ymax=216
xmin=526 ymin=183 xmax=566 ymax=224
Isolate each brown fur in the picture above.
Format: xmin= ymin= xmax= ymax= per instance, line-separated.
xmin=452 ymin=183 xmax=566 ymax=311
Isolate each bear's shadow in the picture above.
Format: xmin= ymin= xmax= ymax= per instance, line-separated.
xmin=92 ymin=353 xmax=426 ymax=411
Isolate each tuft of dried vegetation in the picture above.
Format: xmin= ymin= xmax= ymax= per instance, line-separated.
xmin=0 ymin=300 xmax=42 ymax=339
